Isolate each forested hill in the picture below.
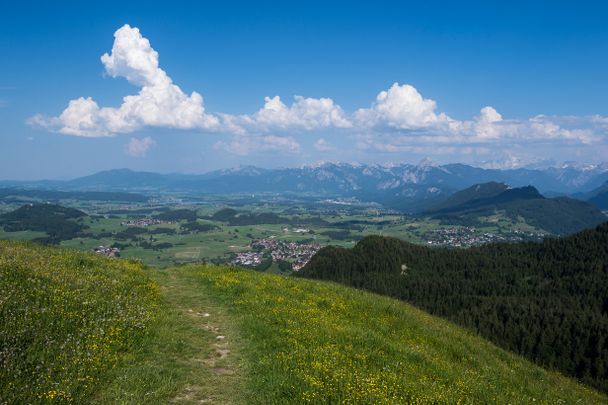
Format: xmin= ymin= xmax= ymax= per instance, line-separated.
xmin=425 ymin=183 xmax=606 ymax=235
xmin=426 ymin=181 xmax=511 ymax=212
xmin=0 ymin=203 xmax=88 ymax=244
xmin=299 ymin=222 xmax=608 ymax=392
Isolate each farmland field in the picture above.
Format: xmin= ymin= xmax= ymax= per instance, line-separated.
xmin=1 ymin=194 xmax=548 ymax=269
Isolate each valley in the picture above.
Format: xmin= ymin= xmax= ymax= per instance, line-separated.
xmin=0 ymin=193 xmax=553 ymax=269
xmin=1 ymin=165 xmax=607 ymax=402
xmin=1 ymin=162 xmax=606 ymax=270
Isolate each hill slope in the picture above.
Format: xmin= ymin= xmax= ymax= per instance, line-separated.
xmin=585 ymin=181 xmax=608 ymax=210
xmin=0 ymin=241 xmax=158 ymax=403
xmin=196 ymin=265 xmax=605 ymax=403
xmin=426 ymin=181 xmax=510 ymax=212
xmin=590 ymin=192 xmax=608 ymax=210
xmin=427 ymin=183 xmax=606 ymax=234
xmin=300 ymin=222 xmax=608 ymax=392
xmin=2 ymin=241 xmax=606 ymax=402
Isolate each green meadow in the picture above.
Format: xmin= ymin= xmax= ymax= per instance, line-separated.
xmin=1 ymin=241 xmax=605 ymax=403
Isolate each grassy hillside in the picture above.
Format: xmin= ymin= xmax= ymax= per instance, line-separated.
xmin=1 ymin=241 xmax=606 ymax=403
xmin=301 ymin=222 xmax=608 ymax=392
xmin=193 ymin=265 xmax=605 ymax=403
xmin=0 ymin=241 xmax=158 ymax=403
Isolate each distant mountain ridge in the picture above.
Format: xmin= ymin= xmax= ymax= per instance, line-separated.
xmin=584 ymin=181 xmax=608 ymax=210
xmin=2 ymin=161 xmax=608 ymax=212
xmin=426 ymin=182 xmax=511 ymax=213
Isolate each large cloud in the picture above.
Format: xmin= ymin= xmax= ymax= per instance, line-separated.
xmin=351 ymin=83 xmax=603 ymax=147
xmin=29 ymin=24 xmax=607 ymax=163
xmin=354 ymin=83 xmax=448 ymax=129
xmin=31 ymin=24 xmax=219 ymax=136
xmin=222 ymin=95 xmax=351 ymax=135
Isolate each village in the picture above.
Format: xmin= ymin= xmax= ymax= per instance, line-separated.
xmin=120 ymin=218 xmax=174 ymax=227
xmin=425 ymin=227 xmax=545 ymax=247
xmin=93 ymin=245 xmax=121 ymax=257
xmin=232 ymin=238 xmax=322 ymax=271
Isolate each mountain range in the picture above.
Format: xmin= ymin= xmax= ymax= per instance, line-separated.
xmin=2 ymin=160 xmax=608 ymax=212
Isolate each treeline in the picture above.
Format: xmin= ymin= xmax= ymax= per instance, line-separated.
xmin=106 ymin=207 xmax=169 ymax=215
xmin=0 ymin=188 xmax=148 ymax=203
xmin=0 ymin=203 xmax=88 ymax=244
xmin=159 ymin=207 xmax=372 ymax=230
xmin=320 ymin=230 xmax=363 ymax=241
xmin=299 ymin=222 xmax=608 ymax=392
xmin=207 ymin=208 xmax=289 ymax=226
xmin=180 ymin=222 xmax=218 ymax=233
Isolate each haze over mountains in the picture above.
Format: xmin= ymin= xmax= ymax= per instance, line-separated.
xmin=3 ymin=160 xmax=608 ymax=212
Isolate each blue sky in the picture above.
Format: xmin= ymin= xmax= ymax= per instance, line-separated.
xmin=1 ymin=1 xmax=607 ymax=179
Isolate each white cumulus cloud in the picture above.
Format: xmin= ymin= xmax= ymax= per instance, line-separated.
xmin=473 ymin=106 xmax=503 ymax=139
xmin=32 ymin=24 xmax=218 ymax=136
xmin=222 ymin=95 xmax=351 ymax=134
xmin=126 ymin=136 xmax=156 ymax=157
xmin=28 ymin=24 xmax=608 ymax=164
xmin=354 ymin=83 xmax=450 ymax=129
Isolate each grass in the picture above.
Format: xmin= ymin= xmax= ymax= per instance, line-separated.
xmin=0 ymin=241 xmax=249 ymax=404
xmin=95 ymin=265 xmax=249 ymax=404
xmin=191 ymin=264 xmax=606 ymax=404
xmin=0 ymin=241 xmax=158 ymax=403
xmin=0 ymin=229 xmax=47 ymax=240
xmin=2 ymin=241 xmax=605 ymax=403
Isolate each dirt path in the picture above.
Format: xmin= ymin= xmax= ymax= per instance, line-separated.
xmin=96 ymin=265 xmax=248 ymax=404
xmin=159 ymin=267 xmax=247 ymax=404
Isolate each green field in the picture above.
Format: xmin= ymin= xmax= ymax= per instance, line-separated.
xmin=0 ymin=196 xmax=549 ymax=269
xmin=59 ymin=205 xmax=544 ymax=267
xmin=1 ymin=241 xmax=605 ymax=403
